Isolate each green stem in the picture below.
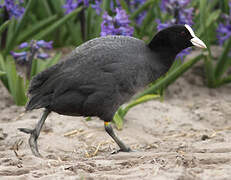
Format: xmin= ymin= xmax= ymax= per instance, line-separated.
xmin=0 ymin=20 xmax=10 ymax=35
xmin=214 ymin=38 xmax=231 ymax=79
xmin=121 ymin=94 xmax=160 ymax=117
xmin=130 ymin=0 xmax=155 ymax=20
xmin=0 ymin=71 xmax=6 ymax=76
xmin=80 ymin=8 xmax=86 ymax=42
xmin=215 ymin=75 xmax=231 ymax=87
xmin=203 ymin=56 xmax=215 ymax=88
xmin=5 ymin=0 xmax=34 ymax=54
xmin=34 ymin=7 xmax=83 ymax=40
xmin=134 ymin=54 xmax=204 ymax=99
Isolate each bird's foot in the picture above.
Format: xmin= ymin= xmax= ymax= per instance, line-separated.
xmin=18 ymin=128 xmax=33 ymax=134
xmin=111 ymin=147 xmax=134 ymax=154
xmin=18 ymin=128 xmax=42 ymax=158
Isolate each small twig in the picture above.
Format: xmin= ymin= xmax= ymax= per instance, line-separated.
xmin=84 ymin=143 xmax=90 ymax=158
xmin=92 ymin=143 xmax=102 ymax=157
xmin=64 ymin=129 xmax=84 ymax=137
xmin=84 ymin=141 xmax=113 ymax=158
xmin=152 ymin=166 xmax=160 ymax=176
xmin=13 ymin=139 xmax=24 ymax=160
xmin=14 ymin=112 xmax=26 ymax=121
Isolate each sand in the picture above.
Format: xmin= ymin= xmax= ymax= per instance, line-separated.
xmin=0 ymin=61 xmax=231 ymax=180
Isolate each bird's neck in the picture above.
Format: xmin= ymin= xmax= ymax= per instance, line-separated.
xmin=148 ymin=36 xmax=178 ymax=69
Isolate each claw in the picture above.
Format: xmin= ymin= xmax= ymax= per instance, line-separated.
xmin=17 ymin=109 xmax=50 ymax=157
xmin=18 ymin=128 xmax=42 ymax=157
xmin=28 ymin=132 xmax=42 ymax=157
xmin=111 ymin=147 xmax=133 ymax=154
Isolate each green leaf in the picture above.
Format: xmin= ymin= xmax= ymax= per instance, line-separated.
xmin=0 ymin=71 xmax=6 ymax=76
xmin=30 ymin=53 xmax=61 ymax=78
xmin=34 ymin=7 xmax=83 ymax=40
xmin=206 ymin=10 xmax=221 ymax=28
xmin=140 ymin=4 xmax=154 ymax=33
xmin=5 ymin=18 xmax=17 ymax=52
xmin=5 ymin=57 xmax=27 ymax=105
xmin=30 ymin=58 xmax=38 ymax=78
xmin=45 ymin=53 xmax=61 ymax=67
xmin=0 ymin=20 xmax=10 ymax=35
xmin=17 ymin=15 xmax=57 ymax=44
xmin=0 ymin=54 xmax=6 ymax=70
xmin=0 ymin=54 xmax=9 ymax=89
xmin=66 ymin=21 xmax=83 ymax=45
xmin=118 ymin=0 xmax=129 ymax=13
xmin=40 ymin=0 xmax=53 ymax=16
xmin=102 ymin=0 xmax=111 ymax=12
xmin=134 ymin=54 xmax=204 ymax=99
xmin=130 ymin=0 xmax=155 ymax=20
xmin=122 ymin=94 xmax=160 ymax=117
xmin=15 ymin=76 xmax=27 ymax=106
xmin=113 ymin=111 xmax=124 ymax=130
xmin=5 ymin=59 xmax=17 ymax=98
xmin=85 ymin=117 xmax=92 ymax=121
xmin=203 ymin=56 xmax=215 ymax=87
xmin=217 ymin=75 xmax=231 ymax=87
xmin=86 ymin=6 xmax=93 ymax=40
xmin=207 ymin=0 xmax=220 ymax=11
xmin=199 ymin=0 xmax=207 ymax=29
xmin=113 ymin=94 xmax=160 ymax=130
xmin=48 ymin=0 xmax=64 ymax=15
xmin=168 ymin=59 xmax=183 ymax=72
xmin=214 ymin=38 xmax=231 ymax=79
xmin=5 ymin=0 xmax=34 ymax=53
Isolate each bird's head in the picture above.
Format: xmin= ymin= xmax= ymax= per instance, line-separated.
xmin=149 ymin=24 xmax=207 ymax=54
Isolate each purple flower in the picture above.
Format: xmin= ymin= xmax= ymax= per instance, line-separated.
xmin=36 ymin=40 xmax=53 ymax=49
xmin=161 ymin=0 xmax=191 ymax=11
xmin=135 ymin=12 xmax=146 ymax=25
xmin=114 ymin=0 xmax=146 ymax=25
xmin=91 ymin=0 xmax=101 ymax=15
xmin=217 ymin=2 xmax=231 ymax=45
xmin=11 ymin=40 xmax=53 ymax=64
xmin=156 ymin=19 xmax=173 ymax=31
xmin=160 ymin=0 xmax=193 ymax=26
xmin=0 ymin=0 xmax=25 ymax=19
xmin=115 ymin=8 xmax=130 ymax=25
xmin=176 ymin=47 xmax=192 ymax=60
xmin=63 ymin=0 xmax=78 ymax=14
xmin=18 ymin=42 xmax=28 ymax=49
xmin=10 ymin=51 xmax=28 ymax=64
xmin=156 ymin=0 xmax=194 ymax=60
xmin=63 ymin=0 xmax=102 ymax=14
xmin=37 ymin=53 xmax=50 ymax=60
xmin=110 ymin=0 xmax=120 ymax=10
xmin=217 ymin=23 xmax=231 ymax=45
xmin=101 ymin=8 xmax=134 ymax=36
xmin=129 ymin=0 xmax=146 ymax=24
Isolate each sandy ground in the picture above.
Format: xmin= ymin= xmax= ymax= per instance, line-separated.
xmin=0 ymin=61 xmax=231 ymax=180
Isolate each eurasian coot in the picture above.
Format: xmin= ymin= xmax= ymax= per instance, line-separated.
xmin=19 ymin=24 xmax=206 ymax=157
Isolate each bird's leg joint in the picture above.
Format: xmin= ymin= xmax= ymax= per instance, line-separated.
xmin=104 ymin=122 xmax=113 ymax=134
xmin=18 ymin=128 xmax=38 ymax=140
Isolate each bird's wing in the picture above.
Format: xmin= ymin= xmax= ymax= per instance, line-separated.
xmin=26 ymin=36 xmax=147 ymax=111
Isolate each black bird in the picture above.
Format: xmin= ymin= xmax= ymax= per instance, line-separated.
xmin=19 ymin=24 xmax=206 ymax=157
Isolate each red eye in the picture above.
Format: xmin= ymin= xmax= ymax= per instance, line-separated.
xmin=181 ymin=31 xmax=186 ymax=36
